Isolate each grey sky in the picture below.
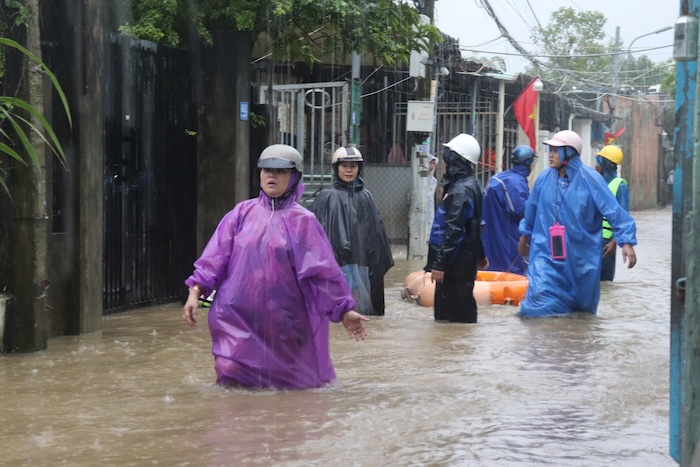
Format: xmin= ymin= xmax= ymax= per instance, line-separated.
xmin=434 ymin=0 xmax=678 ymax=73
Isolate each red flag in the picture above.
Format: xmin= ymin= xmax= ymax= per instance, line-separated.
xmin=604 ymin=128 xmax=625 ymax=145
xmin=513 ymin=77 xmax=540 ymax=150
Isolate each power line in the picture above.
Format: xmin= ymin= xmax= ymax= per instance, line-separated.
xmin=469 ymin=35 xmax=507 ymax=48
xmin=525 ymin=0 xmax=544 ymax=33
xmin=360 ymin=76 xmax=413 ymax=99
xmin=457 ymin=44 xmax=672 ymax=59
xmin=465 ymin=0 xmax=673 ymax=97
xmin=476 ymin=0 xmax=545 ymax=69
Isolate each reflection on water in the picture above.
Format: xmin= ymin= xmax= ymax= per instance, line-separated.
xmin=0 ymin=208 xmax=674 ymax=466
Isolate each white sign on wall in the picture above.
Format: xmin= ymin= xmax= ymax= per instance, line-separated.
xmin=406 ymin=100 xmax=435 ymax=132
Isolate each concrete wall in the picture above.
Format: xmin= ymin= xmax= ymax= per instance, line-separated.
xmin=616 ymin=96 xmax=665 ymax=211
xmin=45 ymin=0 xmax=105 ymax=337
xmin=195 ymin=31 xmax=252 ymax=253
xmin=41 ymin=0 xmax=91 ymax=337
xmin=77 ymin=0 xmax=106 ymax=333
xmin=601 ymin=95 xmax=664 ymax=211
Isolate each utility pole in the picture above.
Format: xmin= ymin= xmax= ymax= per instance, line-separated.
xmin=671 ymin=5 xmax=700 ymax=465
xmin=407 ymin=0 xmax=435 ymax=260
xmin=414 ymin=0 xmax=435 ymax=100
xmin=350 ymin=52 xmax=361 ymax=146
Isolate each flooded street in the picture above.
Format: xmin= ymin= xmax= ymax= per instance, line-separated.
xmin=0 ymin=208 xmax=674 ymax=466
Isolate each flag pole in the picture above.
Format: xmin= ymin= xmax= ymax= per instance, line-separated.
xmin=533 ymin=78 xmax=543 ymax=156
xmin=532 ymin=78 xmax=544 ymax=181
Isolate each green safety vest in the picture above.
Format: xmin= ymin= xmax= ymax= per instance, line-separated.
xmin=602 ymin=177 xmax=626 ymax=240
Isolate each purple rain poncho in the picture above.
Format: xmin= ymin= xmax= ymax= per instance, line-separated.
xmin=518 ymin=156 xmax=637 ymax=317
xmin=185 ymin=177 xmax=356 ymax=390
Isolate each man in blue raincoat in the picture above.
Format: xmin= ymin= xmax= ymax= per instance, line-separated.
xmin=482 ymin=145 xmax=536 ymax=275
xmin=517 ymin=130 xmax=637 ymax=317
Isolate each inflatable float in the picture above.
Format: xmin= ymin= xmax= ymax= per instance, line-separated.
xmin=401 ymin=270 xmax=528 ymax=307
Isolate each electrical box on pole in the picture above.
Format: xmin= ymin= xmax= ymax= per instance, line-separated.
xmin=674 ymin=15 xmax=699 ymax=61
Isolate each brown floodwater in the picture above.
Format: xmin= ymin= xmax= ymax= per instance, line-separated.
xmin=0 ymin=208 xmax=674 ymax=466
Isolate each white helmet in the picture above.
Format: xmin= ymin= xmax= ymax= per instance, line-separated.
xmin=257 ymin=144 xmax=303 ymax=172
xmin=332 ymin=146 xmax=363 ymax=164
xmin=543 ymin=130 xmax=582 ymax=155
xmin=442 ymin=133 xmax=481 ymax=164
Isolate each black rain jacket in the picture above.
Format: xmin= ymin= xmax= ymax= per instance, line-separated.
xmin=308 ymin=174 xmax=394 ymax=281
xmin=426 ymin=156 xmax=484 ymax=273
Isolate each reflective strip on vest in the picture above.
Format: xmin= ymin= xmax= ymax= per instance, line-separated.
xmin=602 ymin=177 xmax=626 ymax=239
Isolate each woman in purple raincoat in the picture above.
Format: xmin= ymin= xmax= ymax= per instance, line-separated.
xmin=183 ymin=144 xmax=368 ymax=390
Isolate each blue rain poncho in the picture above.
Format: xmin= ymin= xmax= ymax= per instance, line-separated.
xmin=185 ymin=177 xmax=356 ymax=389
xmin=482 ymin=163 xmax=531 ymax=274
xmin=518 ymin=156 xmax=637 ymax=317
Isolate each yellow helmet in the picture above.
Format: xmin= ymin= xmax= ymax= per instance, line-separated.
xmin=596 ymin=145 xmax=623 ymax=165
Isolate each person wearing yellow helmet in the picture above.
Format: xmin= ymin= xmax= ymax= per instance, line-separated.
xmin=595 ymin=145 xmax=630 ymax=281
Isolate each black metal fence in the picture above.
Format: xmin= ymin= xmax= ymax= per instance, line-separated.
xmin=103 ymin=36 xmax=197 ymax=313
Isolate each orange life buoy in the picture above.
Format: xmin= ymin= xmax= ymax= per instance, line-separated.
xmin=476 ymin=271 xmax=528 ymax=305
xmin=402 ymin=270 xmax=528 ymax=307
xmin=401 ymin=271 xmax=431 ymax=303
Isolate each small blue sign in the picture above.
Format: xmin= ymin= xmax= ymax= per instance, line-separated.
xmin=240 ymin=101 xmax=249 ymax=121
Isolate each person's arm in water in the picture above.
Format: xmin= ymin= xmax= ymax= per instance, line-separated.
xmin=518 ymin=235 xmax=530 ymax=258
xmin=517 ymin=173 xmax=541 ymax=262
xmin=183 ymin=285 xmax=203 ymax=327
xmin=620 ymin=244 xmax=637 ymax=269
xmin=589 ymin=172 xmax=637 ymax=268
xmin=478 ymin=235 xmax=489 ymax=270
xmin=602 ymin=179 xmax=630 ymax=259
xmin=341 ymin=311 xmax=370 ymax=341
xmin=183 ymin=210 xmax=239 ymax=327
xmin=602 ymin=238 xmax=616 ymax=259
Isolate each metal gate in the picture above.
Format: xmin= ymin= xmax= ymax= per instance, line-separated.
xmin=103 ymin=36 xmax=197 ymax=313
xmin=380 ymin=98 xmax=520 ymax=246
xmin=393 ymin=98 xmax=519 ymax=188
xmin=260 ymin=81 xmax=350 ymax=200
